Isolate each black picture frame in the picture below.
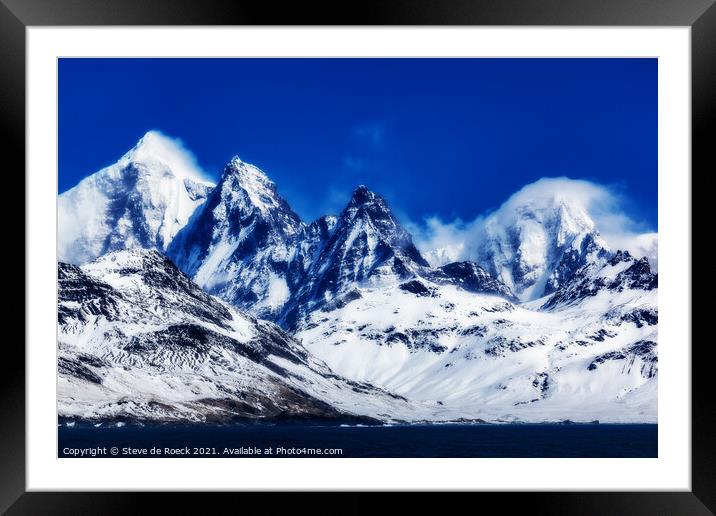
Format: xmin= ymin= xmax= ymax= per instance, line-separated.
xmin=3 ymin=0 xmax=713 ymax=513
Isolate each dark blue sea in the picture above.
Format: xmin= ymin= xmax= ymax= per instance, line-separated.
xmin=58 ymin=423 xmax=657 ymax=458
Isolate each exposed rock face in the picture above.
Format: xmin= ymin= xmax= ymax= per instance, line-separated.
xmin=542 ymin=250 xmax=658 ymax=310
xmin=167 ymin=157 xmax=309 ymax=321
xmin=425 ymin=261 xmax=516 ymax=300
xmin=282 ymin=186 xmax=432 ymax=326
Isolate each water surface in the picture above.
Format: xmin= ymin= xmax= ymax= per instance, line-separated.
xmin=59 ymin=423 xmax=657 ymax=458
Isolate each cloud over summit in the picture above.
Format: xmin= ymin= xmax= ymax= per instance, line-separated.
xmin=410 ymin=177 xmax=658 ymax=270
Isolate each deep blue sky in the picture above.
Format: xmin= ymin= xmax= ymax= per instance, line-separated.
xmin=59 ymin=58 xmax=657 ymax=228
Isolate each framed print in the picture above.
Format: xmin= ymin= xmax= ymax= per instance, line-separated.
xmin=4 ymin=0 xmax=714 ymax=513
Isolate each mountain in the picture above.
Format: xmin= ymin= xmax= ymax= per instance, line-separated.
xmin=58 ymin=131 xmax=214 ymax=265
xmin=51 ymin=132 xmax=537 ymax=327
xmin=56 ymin=137 xmax=659 ymax=424
xmin=281 ymin=186 xmax=433 ymax=326
xmin=612 ymin=232 xmax=658 ymax=272
xmin=58 ymin=249 xmax=418 ymax=424
xmin=295 ymin=248 xmax=657 ymax=423
xmin=424 ymin=261 xmax=516 ymax=300
xmin=541 ymin=250 xmax=658 ymax=311
xmin=475 ymin=180 xmax=609 ymax=301
xmin=167 ymin=157 xmax=311 ymax=320
xmin=58 ymin=246 xmax=657 ymax=424
xmin=167 ymin=174 xmax=502 ymax=329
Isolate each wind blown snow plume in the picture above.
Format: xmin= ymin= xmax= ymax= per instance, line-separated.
xmin=58 ymin=131 xmax=214 ymax=265
xmin=124 ymin=130 xmax=213 ymax=184
xmin=412 ymin=178 xmax=658 ymax=298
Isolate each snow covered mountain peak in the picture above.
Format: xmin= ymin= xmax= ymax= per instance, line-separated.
xmin=349 ymin=184 xmax=379 ymax=205
xmin=226 ymin=156 xmax=276 ymax=193
xmin=121 ymin=130 xmax=213 ymax=186
xmin=166 ymin=156 xmax=308 ymax=320
xmin=338 ymin=186 xmax=425 ymax=260
xmin=282 ymin=186 xmax=431 ymax=326
xmin=58 ymin=131 xmax=214 ymax=265
xmin=212 ymin=156 xmax=303 ymax=235
xmin=345 ymin=184 xmax=397 ymax=218
xmin=225 ymin=154 xmax=272 ymax=188
xmin=477 ymin=179 xmax=610 ymax=301
xmin=325 ymin=186 xmax=431 ymax=278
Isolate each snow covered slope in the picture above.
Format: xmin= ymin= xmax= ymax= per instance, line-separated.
xmin=475 ymin=179 xmax=610 ymax=301
xmin=296 ymin=250 xmax=657 ymax=423
xmin=58 ymin=131 xmax=214 ymax=264
xmin=58 ymin=249 xmax=418 ymax=424
xmin=541 ymin=250 xmax=657 ymax=311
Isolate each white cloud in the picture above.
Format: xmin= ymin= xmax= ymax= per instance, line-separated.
xmin=607 ymin=231 xmax=658 ymax=271
xmin=406 ymin=216 xmax=482 ymax=266
xmin=131 ymin=129 xmax=214 ymax=184
xmin=410 ymin=177 xmax=657 ymax=270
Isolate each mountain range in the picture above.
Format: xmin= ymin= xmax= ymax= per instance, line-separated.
xmin=57 ymin=131 xmax=658 ymax=424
